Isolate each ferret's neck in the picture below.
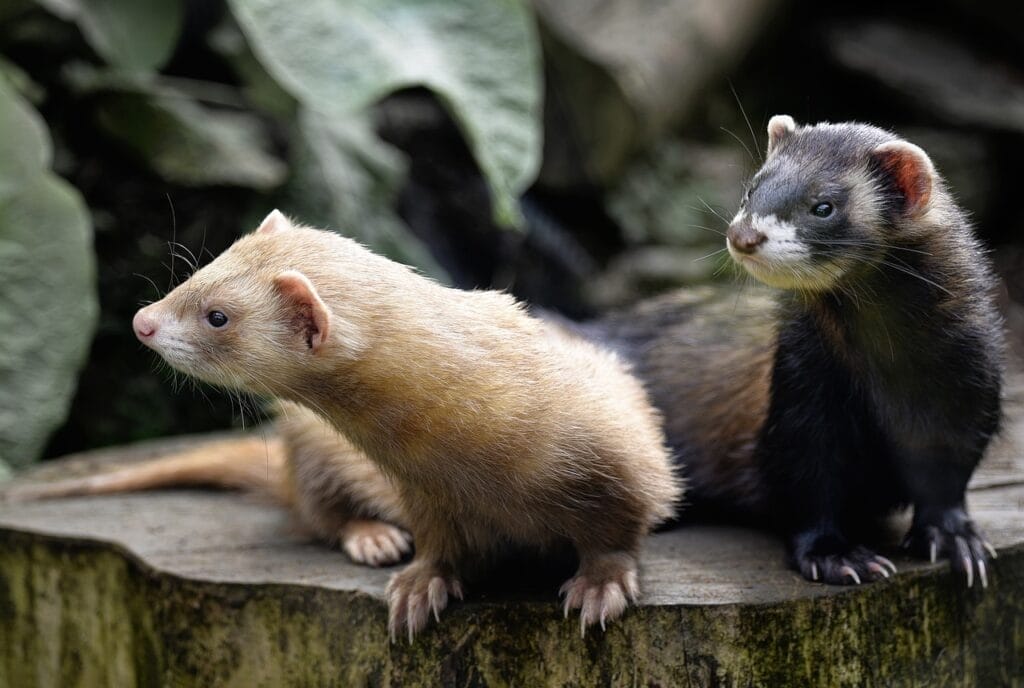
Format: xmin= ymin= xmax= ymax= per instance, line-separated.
xmin=797 ymin=234 xmax=981 ymax=369
xmin=285 ymin=292 xmax=487 ymax=476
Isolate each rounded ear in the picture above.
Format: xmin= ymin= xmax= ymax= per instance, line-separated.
xmin=766 ymin=115 xmax=796 ymax=155
xmin=273 ymin=270 xmax=331 ymax=352
xmin=871 ymin=140 xmax=935 ymax=217
xmin=257 ymin=209 xmax=292 ymax=235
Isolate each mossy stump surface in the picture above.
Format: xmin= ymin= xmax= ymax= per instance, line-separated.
xmin=2 ymin=374 xmax=1023 ymax=687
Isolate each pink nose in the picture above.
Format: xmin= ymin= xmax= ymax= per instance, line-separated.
xmin=133 ymin=310 xmax=158 ymax=341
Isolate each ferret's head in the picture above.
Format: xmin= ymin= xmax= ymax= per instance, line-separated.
xmin=726 ymin=115 xmax=938 ymax=291
xmin=132 ymin=211 xmax=367 ymax=395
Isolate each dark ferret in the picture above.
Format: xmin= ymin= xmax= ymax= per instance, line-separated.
xmin=590 ymin=115 xmax=1003 ymax=587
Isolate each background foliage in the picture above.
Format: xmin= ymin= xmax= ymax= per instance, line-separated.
xmin=0 ymin=0 xmax=1022 ymax=469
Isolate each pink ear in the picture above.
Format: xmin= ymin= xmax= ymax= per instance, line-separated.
xmin=273 ymin=270 xmax=331 ymax=352
xmin=766 ymin=114 xmax=796 ymax=155
xmin=872 ymin=141 xmax=935 ymax=216
xmin=257 ymin=209 xmax=291 ymax=235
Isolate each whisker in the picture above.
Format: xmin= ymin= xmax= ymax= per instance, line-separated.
xmin=166 ymin=193 xmax=177 ymax=292
xmin=695 ymin=196 xmax=730 ymax=224
xmin=169 ymin=242 xmax=199 ymax=272
xmin=878 ymin=259 xmax=954 ymax=296
xmin=720 ymin=127 xmax=756 ymax=166
xmin=133 ymin=272 xmax=164 ymax=300
xmin=686 ymin=223 xmax=727 ymax=237
xmin=809 ymin=248 xmax=954 ymax=298
xmin=694 ymin=247 xmax=728 ymax=262
xmin=729 ymin=81 xmax=763 ymax=164
xmin=199 ymin=224 xmax=213 ymax=263
xmin=802 ymin=239 xmax=932 ymax=256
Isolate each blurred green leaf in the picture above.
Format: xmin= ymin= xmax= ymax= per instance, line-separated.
xmin=35 ymin=0 xmax=183 ymax=72
xmin=93 ymin=87 xmax=288 ymax=190
xmin=608 ymin=140 xmax=749 ymax=248
xmin=228 ymin=0 xmax=542 ymax=227
xmin=282 ymin=108 xmax=448 ymax=281
xmin=0 ymin=56 xmax=46 ymax=105
xmin=0 ymin=77 xmax=97 ymax=468
xmin=0 ymin=69 xmax=50 ymax=196
xmin=207 ymin=20 xmax=298 ymax=119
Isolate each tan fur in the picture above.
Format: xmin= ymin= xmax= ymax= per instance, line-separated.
xmin=131 ymin=211 xmax=681 ymax=639
xmin=273 ymin=400 xmax=409 ymax=543
xmin=591 ymin=286 xmax=778 ymax=513
xmin=6 ymin=436 xmax=288 ymax=501
xmin=6 ymin=413 xmax=415 ymax=567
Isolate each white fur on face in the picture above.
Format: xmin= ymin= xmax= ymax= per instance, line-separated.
xmin=748 ymin=213 xmax=807 ymax=261
xmin=729 ymin=212 xmax=845 ymax=290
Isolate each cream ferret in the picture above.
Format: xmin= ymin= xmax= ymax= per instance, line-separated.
xmin=127 ymin=210 xmax=681 ymax=639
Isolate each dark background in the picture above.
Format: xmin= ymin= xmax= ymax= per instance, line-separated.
xmin=3 ymin=0 xmax=1020 ymax=460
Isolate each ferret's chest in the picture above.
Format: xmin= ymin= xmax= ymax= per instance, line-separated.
xmin=816 ymin=317 xmax=980 ymax=445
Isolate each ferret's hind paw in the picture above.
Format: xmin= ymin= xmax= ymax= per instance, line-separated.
xmin=386 ymin=561 xmax=463 ymax=643
xmin=902 ymin=510 xmax=994 ymax=589
xmin=559 ymin=552 xmax=639 ymax=637
xmin=795 ymin=545 xmax=897 ymax=586
xmin=341 ymin=520 xmax=412 ymax=567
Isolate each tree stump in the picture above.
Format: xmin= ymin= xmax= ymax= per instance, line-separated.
xmin=2 ymin=373 xmax=1022 ymax=686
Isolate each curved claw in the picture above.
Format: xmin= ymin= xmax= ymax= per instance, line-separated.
xmin=866 ymin=561 xmax=889 ymax=579
xmin=983 ymin=542 xmax=998 ymax=560
xmin=561 ymin=554 xmax=637 ymax=635
xmin=874 ymin=555 xmax=897 ymax=574
xmin=839 ymin=565 xmax=861 ymax=585
xmin=386 ymin=566 xmax=462 ymax=643
xmin=962 ymin=556 xmax=974 ymax=589
xmin=978 ymin=559 xmax=988 ymax=589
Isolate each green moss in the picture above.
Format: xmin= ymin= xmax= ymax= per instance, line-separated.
xmin=0 ymin=531 xmax=1021 ymax=687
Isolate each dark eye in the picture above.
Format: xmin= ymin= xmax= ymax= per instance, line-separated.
xmin=207 ymin=310 xmax=228 ymax=328
xmin=811 ymin=202 xmax=834 ymax=218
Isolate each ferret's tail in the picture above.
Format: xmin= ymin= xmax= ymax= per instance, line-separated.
xmin=4 ymin=436 xmax=290 ymax=504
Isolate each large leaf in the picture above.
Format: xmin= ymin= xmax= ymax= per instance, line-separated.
xmin=90 ymin=83 xmax=287 ymax=190
xmin=0 ymin=78 xmax=97 ymax=469
xmin=0 ymin=70 xmax=50 ymax=196
xmin=35 ymin=0 xmax=184 ymax=72
xmin=282 ymin=108 xmax=447 ymax=281
xmin=228 ymin=0 xmax=542 ymax=226
xmin=534 ymin=0 xmax=782 ymax=185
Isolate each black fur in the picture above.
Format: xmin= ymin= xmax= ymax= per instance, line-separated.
xmin=585 ymin=121 xmax=1004 ymax=587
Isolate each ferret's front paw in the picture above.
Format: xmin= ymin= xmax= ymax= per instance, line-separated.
xmin=340 ymin=520 xmax=412 ymax=567
xmin=791 ymin=531 xmax=897 ymax=585
xmin=903 ymin=506 xmax=995 ymax=589
xmin=386 ymin=560 xmax=463 ymax=642
xmin=559 ymin=551 xmax=639 ymax=637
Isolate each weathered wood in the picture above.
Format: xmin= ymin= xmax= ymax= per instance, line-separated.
xmin=1 ymin=374 xmax=1023 ymax=687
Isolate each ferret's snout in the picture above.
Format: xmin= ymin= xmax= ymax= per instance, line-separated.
xmin=133 ymin=308 xmax=158 ymax=342
xmin=727 ymin=222 xmax=767 ymax=255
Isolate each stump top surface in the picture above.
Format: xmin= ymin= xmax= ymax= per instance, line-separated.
xmin=2 ymin=374 xmax=1023 ymax=609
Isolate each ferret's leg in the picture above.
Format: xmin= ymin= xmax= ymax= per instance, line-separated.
xmin=787 ymin=525 xmax=897 ymax=585
xmin=385 ymin=511 xmax=464 ymax=642
xmin=278 ymin=402 xmax=412 ymax=566
xmin=291 ymin=488 xmax=412 ymax=567
xmin=775 ymin=450 xmax=897 ymax=585
xmin=288 ymin=455 xmax=411 ymax=567
xmin=765 ymin=348 xmax=897 ymax=585
xmin=559 ymin=549 xmax=639 ymax=637
xmin=899 ymin=450 xmax=993 ymax=588
xmin=340 ymin=520 xmax=413 ymax=567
